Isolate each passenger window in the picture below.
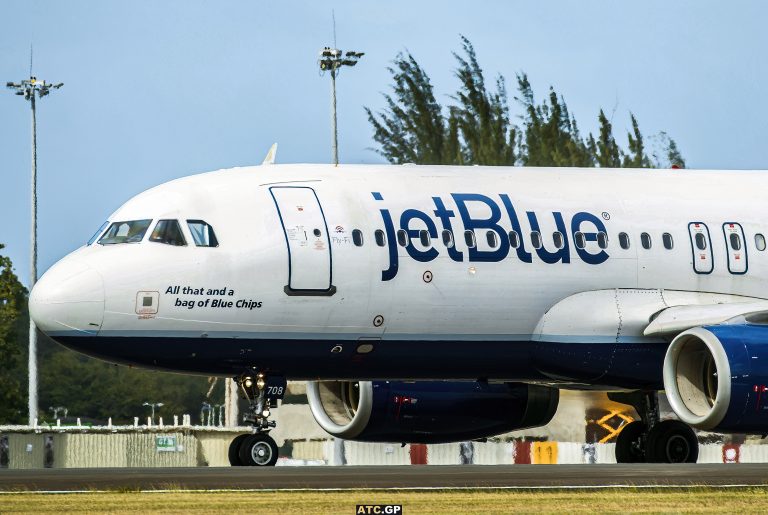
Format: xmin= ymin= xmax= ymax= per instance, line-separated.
xmin=352 ymin=229 xmax=364 ymax=247
xmin=464 ymin=230 xmax=476 ymax=248
xmin=397 ymin=229 xmax=409 ymax=247
xmin=187 ymin=220 xmax=219 ymax=247
xmin=730 ymin=233 xmax=742 ymax=251
xmin=662 ymin=233 xmax=674 ymax=250
xmin=553 ymin=231 xmax=564 ymax=249
xmin=99 ymin=219 xmax=152 ymax=245
xmin=641 ymin=232 xmax=652 ymax=249
xmin=597 ymin=232 xmax=608 ymax=249
xmin=619 ymin=232 xmax=630 ymax=250
xmin=442 ymin=230 xmax=454 ymax=248
xmin=374 ymin=230 xmax=386 ymax=247
xmin=87 ymin=221 xmax=109 ymax=246
xmin=419 ymin=230 xmax=430 ymax=246
xmin=150 ymin=220 xmax=187 ymax=246
xmin=531 ymin=231 xmax=542 ymax=249
xmin=487 ymin=231 xmax=498 ymax=248
xmin=756 ymin=233 xmax=766 ymax=251
xmin=695 ymin=233 xmax=707 ymax=250
xmin=574 ymin=232 xmax=585 ymax=249
xmin=508 ymin=231 xmax=520 ymax=249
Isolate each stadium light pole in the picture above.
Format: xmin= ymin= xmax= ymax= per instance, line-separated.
xmin=318 ymin=47 xmax=364 ymax=166
xmin=6 ymin=75 xmax=63 ymax=426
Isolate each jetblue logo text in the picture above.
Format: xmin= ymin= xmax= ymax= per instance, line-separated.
xmin=373 ymin=192 xmax=609 ymax=281
xmin=356 ymin=505 xmax=403 ymax=515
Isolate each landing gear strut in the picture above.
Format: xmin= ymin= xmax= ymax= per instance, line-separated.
xmin=609 ymin=391 xmax=698 ymax=464
xmin=228 ymin=372 xmax=284 ymax=467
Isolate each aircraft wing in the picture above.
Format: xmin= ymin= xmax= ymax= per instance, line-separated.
xmin=643 ymin=301 xmax=768 ymax=337
xmin=534 ymin=289 xmax=768 ymax=343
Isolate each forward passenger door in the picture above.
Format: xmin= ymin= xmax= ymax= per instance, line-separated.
xmin=270 ymin=186 xmax=336 ymax=295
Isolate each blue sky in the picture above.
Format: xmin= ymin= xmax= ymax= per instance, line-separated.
xmin=2 ymin=1 xmax=767 ymax=286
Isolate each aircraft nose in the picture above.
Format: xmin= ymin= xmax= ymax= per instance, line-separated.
xmin=29 ymin=259 xmax=105 ymax=336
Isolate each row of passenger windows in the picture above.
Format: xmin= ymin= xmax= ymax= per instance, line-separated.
xmin=349 ymin=228 xmax=768 ymax=253
xmin=352 ymin=228 xmax=609 ymax=250
xmin=94 ymin=219 xmax=218 ymax=247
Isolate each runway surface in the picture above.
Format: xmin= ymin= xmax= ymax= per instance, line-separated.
xmin=1 ymin=464 xmax=767 ymax=491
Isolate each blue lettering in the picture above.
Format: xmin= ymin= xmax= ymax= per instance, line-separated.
xmin=374 ymin=193 xmax=400 ymax=281
xmin=400 ymin=209 xmax=439 ymax=262
xmin=432 ymin=197 xmax=463 ymax=262
xmin=374 ymin=191 xmax=609 ymax=280
xmin=499 ymin=194 xmax=532 ymax=263
xmin=526 ymin=211 xmax=570 ymax=264
xmin=571 ymin=212 xmax=609 ymax=265
xmin=452 ymin=193 xmax=510 ymax=262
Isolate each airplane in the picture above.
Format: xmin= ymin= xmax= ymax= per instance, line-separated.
xmin=29 ymin=159 xmax=768 ymax=466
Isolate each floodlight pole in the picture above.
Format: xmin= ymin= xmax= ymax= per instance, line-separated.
xmin=330 ymin=68 xmax=338 ymax=166
xmin=6 ymin=76 xmax=63 ymax=426
xmin=318 ymin=48 xmax=364 ymax=166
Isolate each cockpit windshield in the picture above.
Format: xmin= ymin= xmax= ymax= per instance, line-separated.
xmin=150 ymin=220 xmax=187 ymax=246
xmin=187 ymin=220 xmax=219 ymax=247
xmin=87 ymin=221 xmax=109 ymax=245
xmin=98 ymin=219 xmax=152 ymax=245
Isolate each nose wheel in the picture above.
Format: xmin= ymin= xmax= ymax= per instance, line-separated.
xmin=241 ymin=434 xmax=279 ymax=466
xmin=228 ymin=372 xmax=285 ymax=466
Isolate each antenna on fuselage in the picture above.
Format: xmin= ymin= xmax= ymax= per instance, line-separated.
xmin=261 ymin=142 xmax=278 ymax=165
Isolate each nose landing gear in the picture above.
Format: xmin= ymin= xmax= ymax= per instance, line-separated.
xmin=610 ymin=391 xmax=699 ymax=464
xmin=228 ymin=372 xmax=285 ymax=467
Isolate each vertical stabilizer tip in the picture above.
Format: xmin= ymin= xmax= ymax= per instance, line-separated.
xmin=262 ymin=143 xmax=278 ymax=165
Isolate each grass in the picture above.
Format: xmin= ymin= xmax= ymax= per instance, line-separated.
xmin=1 ymin=488 xmax=768 ymax=514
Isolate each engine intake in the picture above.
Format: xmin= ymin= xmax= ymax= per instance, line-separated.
xmin=664 ymin=323 xmax=768 ymax=432
xmin=307 ymin=380 xmax=559 ymax=443
xmin=307 ymin=380 xmax=374 ymax=439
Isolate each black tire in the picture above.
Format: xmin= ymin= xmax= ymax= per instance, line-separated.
xmin=228 ymin=434 xmax=251 ymax=466
xmin=645 ymin=420 xmax=699 ymax=463
xmin=615 ymin=421 xmax=647 ymax=463
xmin=238 ymin=434 xmax=279 ymax=467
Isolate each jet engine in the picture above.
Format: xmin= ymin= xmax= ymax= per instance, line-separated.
xmin=306 ymin=380 xmax=559 ymax=443
xmin=663 ymin=321 xmax=768 ymax=433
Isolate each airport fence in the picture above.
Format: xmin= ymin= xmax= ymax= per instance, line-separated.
xmin=290 ymin=440 xmax=768 ymax=466
xmin=1 ymin=421 xmax=765 ymax=468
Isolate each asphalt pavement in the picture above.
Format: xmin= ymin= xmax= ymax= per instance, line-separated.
xmin=1 ymin=464 xmax=767 ymax=491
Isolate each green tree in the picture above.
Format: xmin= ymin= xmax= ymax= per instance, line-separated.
xmin=595 ymin=110 xmax=622 ymax=168
xmin=450 ymin=36 xmax=516 ymax=165
xmin=364 ymin=53 xmax=460 ymax=164
xmin=0 ymin=244 xmax=27 ymax=423
xmin=37 ymin=333 xmax=217 ymax=424
xmin=367 ymin=37 xmax=684 ymax=169
xmin=516 ymin=75 xmax=593 ymax=167
xmin=623 ymin=114 xmax=653 ymax=168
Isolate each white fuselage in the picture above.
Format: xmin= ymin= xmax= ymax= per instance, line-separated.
xmin=29 ymin=164 xmax=768 ymax=385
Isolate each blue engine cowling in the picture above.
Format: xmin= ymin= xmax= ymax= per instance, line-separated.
xmin=663 ymin=322 xmax=768 ymax=433
xmin=306 ymin=380 xmax=559 ymax=443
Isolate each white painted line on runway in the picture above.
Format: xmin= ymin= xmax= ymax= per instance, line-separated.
xmin=1 ymin=484 xmax=765 ymax=494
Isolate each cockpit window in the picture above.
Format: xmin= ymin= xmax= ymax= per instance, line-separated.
xmin=150 ymin=219 xmax=187 ymax=246
xmin=98 ymin=220 xmax=152 ymax=245
xmin=187 ymin=220 xmax=219 ymax=247
xmin=87 ymin=221 xmax=109 ymax=246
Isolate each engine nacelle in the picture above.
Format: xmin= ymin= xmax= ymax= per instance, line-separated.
xmin=306 ymin=380 xmax=559 ymax=443
xmin=663 ymin=323 xmax=768 ymax=432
